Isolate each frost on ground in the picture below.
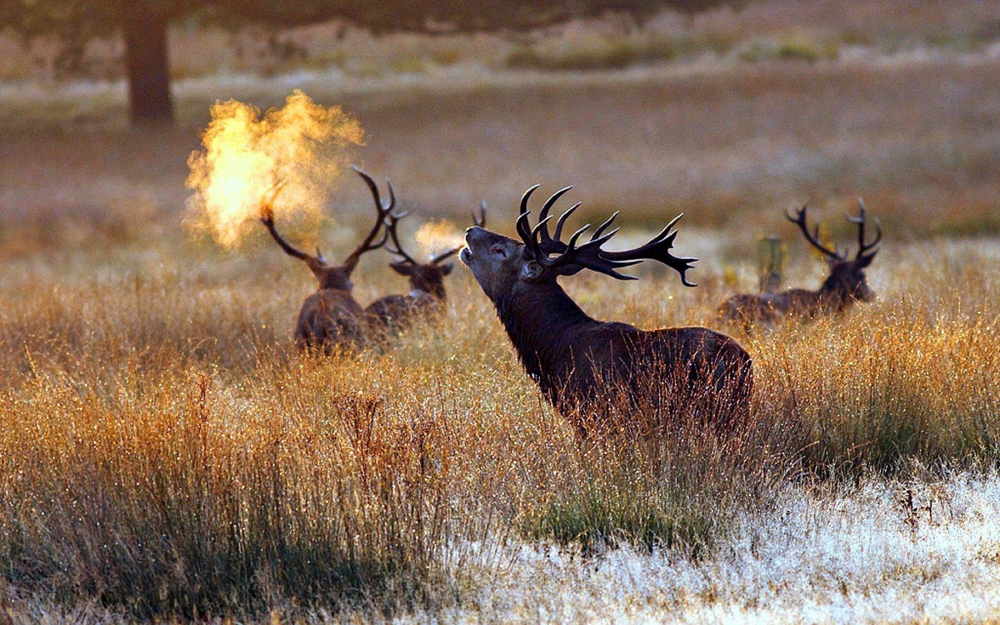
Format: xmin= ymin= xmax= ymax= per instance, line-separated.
xmin=4 ymin=473 xmax=999 ymax=623
xmin=418 ymin=471 xmax=1000 ymax=625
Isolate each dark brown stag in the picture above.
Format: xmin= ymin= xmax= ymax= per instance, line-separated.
xmin=365 ymin=204 xmax=487 ymax=336
xmin=719 ymin=200 xmax=882 ymax=327
xmin=260 ymin=167 xmax=393 ymax=351
xmin=461 ymin=185 xmax=753 ymax=439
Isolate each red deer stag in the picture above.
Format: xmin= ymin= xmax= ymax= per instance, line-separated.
xmin=719 ymin=200 xmax=882 ymax=327
xmin=260 ymin=167 xmax=393 ymax=351
xmin=460 ymin=185 xmax=753 ymax=439
xmin=365 ymin=204 xmax=487 ymax=336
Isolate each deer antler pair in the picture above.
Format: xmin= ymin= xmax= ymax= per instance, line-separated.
xmin=385 ymin=203 xmax=487 ymax=267
xmin=515 ymin=185 xmax=698 ymax=286
xmin=786 ymin=199 xmax=882 ymax=262
xmin=259 ymin=168 xmax=394 ymax=271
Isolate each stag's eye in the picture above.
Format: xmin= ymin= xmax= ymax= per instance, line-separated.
xmin=491 ymin=245 xmax=506 ymax=257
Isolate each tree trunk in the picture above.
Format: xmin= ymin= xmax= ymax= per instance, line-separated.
xmin=122 ymin=8 xmax=173 ymax=126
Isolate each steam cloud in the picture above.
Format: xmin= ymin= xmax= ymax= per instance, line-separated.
xmin=415 ymin=220 xmax=465 ymax=257
xmin=185 ymin=90 xmax=364 ymax=248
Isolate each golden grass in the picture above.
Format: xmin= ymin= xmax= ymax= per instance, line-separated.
xmin=2 ymin=9 xmax=999 ymax=613
xmin=0 ymin=227 xmax=997 ymax=617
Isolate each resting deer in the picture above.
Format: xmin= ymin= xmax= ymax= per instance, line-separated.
xmin=461 ymin=185 xmax=753 ymax=439
xmin=365 ymin=204 xmax=487 ymax=336
xmin=260 ymin=167 xmax=393 ymax=352
xmin=719 ymin=200 xmax=882 ymax=327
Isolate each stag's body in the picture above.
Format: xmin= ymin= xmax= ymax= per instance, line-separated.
xmin=494 ymin=278 xmax=752 ymax=436
xmin=295 ymin=289 xmax=367 ymax=350
xmin=720 ymin=201 xmax=882 ymax=328
xmin=720 ymin=287 xmax=844 ymax=326
xmin=462 ymin=186 xmax=752 ymax=438
xmin=364 ymin=206 xmax=485 ymax=336
xmin=261 ymin=168 xmax=393 ymax=353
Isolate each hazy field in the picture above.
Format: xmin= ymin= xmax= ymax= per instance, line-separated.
xmin=2 ymin=1 xmax=1000 ymax=622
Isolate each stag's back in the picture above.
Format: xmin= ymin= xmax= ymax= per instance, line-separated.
xmin=546 ymin=322 xmax=753 ymax=435
xmin=294 ymin=289 xmax=367 ymax=352
xmin=719 ymin=289 xmax=828 ymax=327
xmin=364 ymin=292 xmax=442 ymax=337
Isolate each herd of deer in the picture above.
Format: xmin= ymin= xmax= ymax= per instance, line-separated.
xmin=261 ymin=168 xmax=882 ymax=438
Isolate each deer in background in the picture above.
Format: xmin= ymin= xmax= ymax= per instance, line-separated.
xmin=365 ymin=204 xmax=487 ymax=336
xmin=461 ymin=185 xmax=753 ymax=440
xmin=719 ymin=200 xmax=883 ymax=327
xmin=260 ymin=167 xmax=393 ymax=352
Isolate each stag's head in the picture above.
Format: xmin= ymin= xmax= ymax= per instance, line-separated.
xmin=461 ymin=185 xmax=697 ymax=300
xmin=385 ymin=203 xmax=486 ymax=298
xmin=259 ymin=167 xmax=393 ymax=292
xmin=787 ymin=200 xmax=882 ymax=304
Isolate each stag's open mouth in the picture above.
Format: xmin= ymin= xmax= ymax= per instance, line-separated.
xmin=460 ymin=247 xmax=473 ymax=265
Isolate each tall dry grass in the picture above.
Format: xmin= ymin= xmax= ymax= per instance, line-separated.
xmin=0 ymin=227 xmax=997 ymax=618
xmin=1 ymin=14 xmax=999 ymax=614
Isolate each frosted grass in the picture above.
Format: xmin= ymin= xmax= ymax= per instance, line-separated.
xmin=396 ymin=471 xmax=1000 ymax=624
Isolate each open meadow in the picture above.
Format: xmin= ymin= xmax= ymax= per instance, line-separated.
xmin=1 ymin=0 xmax=1000 ymax=622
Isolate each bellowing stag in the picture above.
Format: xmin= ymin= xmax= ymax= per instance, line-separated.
xmin=719 ymin=200 xmax=882 ymax=327
xmin=260 ymin=168 xmax=392 ymax=352
xmin=365 ymin=204 xmax=487 ymax=336
xmin=461 ymin=185 xmax=753 ymax=439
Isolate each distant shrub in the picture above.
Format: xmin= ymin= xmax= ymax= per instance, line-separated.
xmin=739 ymin=39 xmax=838 ymax=63
xmin=506 ymin=37 xmax=700 ymax=72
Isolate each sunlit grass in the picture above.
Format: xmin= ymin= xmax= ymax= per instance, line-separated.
xmin=0 ymin=227 xmax=997 ymax=618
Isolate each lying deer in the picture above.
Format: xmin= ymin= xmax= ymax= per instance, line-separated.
xmin=719 ymin=200 xmax=882 ymax=327
xmin=461 ymin=185 xmax=753 ymax=439
xmin=260 ymin=168 xmax=392 ymax=352
xmin=365 ymin=204 xmax=487 ymax=336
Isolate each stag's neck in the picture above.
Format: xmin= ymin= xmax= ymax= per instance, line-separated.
xmin=816 ymin=278 xmax=854 ymax=312
xmin=492 ymin=281 xmax=596 ymax=381
xmin=408 ymin=287 xmax=445 ymax=303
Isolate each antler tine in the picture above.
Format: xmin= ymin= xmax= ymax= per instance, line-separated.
xmin=786 ymin=203 xmax=843 ymax=261
xmin=516 ymin=185 xmax=541 ymax=247
xmin=516 ymin=184 xmax=695 ymax=283
xmin=591 ymin=211 xmax=620 ymax=240
xmin=474 ymin=201 xmax=487 ymax=228
xmin=384 ymin=211 xmax=419 ymax=266
xmin=848 ymin=198 xmax=882 ymax=258
xmin=535 ymin=186 xmax=574 ymax=248
xmin=542 ymin=222 xmax=641 ymax=281
xmin=259 ymin=179 xmax=288 ymax=221
xmin=600 ymin=214 xmax=698 ymax=287
xmin=551 ymin=202 xmax=581 ymax=247
xmin=345 ymin=167 xmax=394 ymax=271
xmin=259 ymin=181 xmax=321 ymax=265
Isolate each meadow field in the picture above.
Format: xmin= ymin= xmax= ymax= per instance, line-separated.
xmin=2 ymin=0 xmax=1000 ymax=622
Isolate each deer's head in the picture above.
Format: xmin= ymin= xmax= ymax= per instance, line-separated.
xmin=787 ymin=200 xmax=882 ymax=305
xmin=259 ymin=167 xmax=393 ymax=292
xmin=461 ymin=185 xmax=697 ymax=301
xmin=384 ymin=203 xmax=486 ymax=299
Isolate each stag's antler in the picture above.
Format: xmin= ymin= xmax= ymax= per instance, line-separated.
xmin=786 ymin=204 xmax=843 ymax=262
xmin=430 ymin=201 xmax=488 ymax=265
xmin=384 ymin=209 xmax=419 ymax=266
xmin=847 ymin=198 xmax=882 ymax=260
xmin=259 ymin=181 xmax=328 ymax=266
xmin=346 ymin=167 xmax=394 ymax=272
xmin=516 ymin=185 xmax=698 ymax=286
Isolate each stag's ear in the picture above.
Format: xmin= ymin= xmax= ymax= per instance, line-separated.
xmin=857 ymin=251 xmax=877 ymax=268
xmin=390 ymin=261 xmax=415 ymax=276
xmin=519 ymin=260 xmax=545 ymax=283
xmin=439 ymin=263 xmax=454 ymax=276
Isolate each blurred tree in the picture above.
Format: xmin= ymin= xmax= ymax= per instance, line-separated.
xmin=1 ymin=0 xmax=739 ymax=126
